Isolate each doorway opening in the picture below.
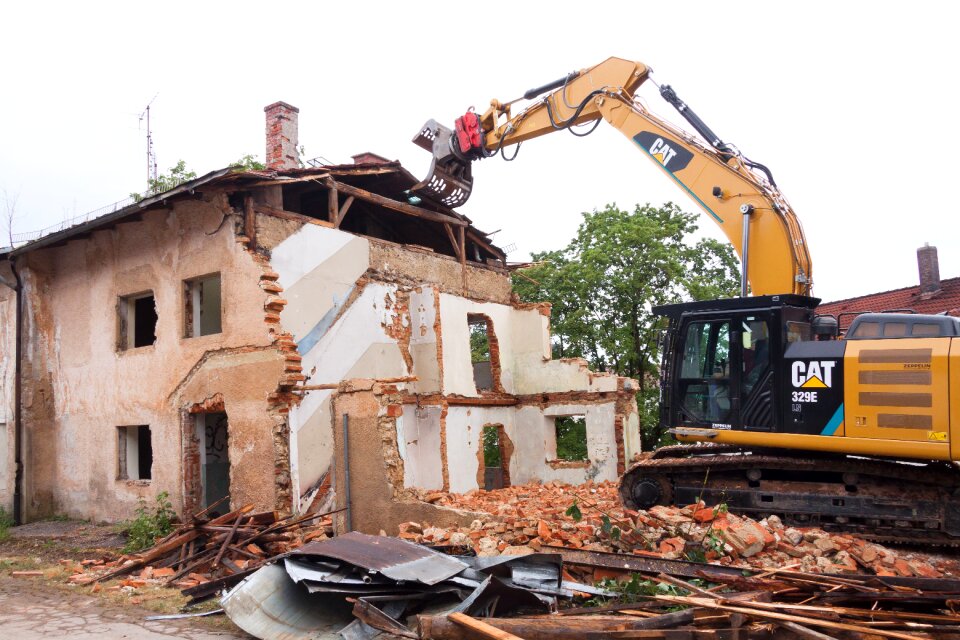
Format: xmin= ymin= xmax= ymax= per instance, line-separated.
xmin=481 ymin=424 xmax=511 ymax=490
xmin=196 ymin=411 xmax=230 ymax=515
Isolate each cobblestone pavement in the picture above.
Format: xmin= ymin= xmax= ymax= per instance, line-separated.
xmin=0 ymin=578 xmax=250 ymax=639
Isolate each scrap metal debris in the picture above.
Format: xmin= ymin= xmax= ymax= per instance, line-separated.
xmin=220 ymin=531 xmax=960 ymax=639
xmin=221 ymin=531 xmax=567 ymax=639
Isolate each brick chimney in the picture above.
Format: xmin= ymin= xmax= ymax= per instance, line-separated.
xmin=917 ymin=243 xmax=942 ymax=298
xmin=351 ymin=152 xmax=391 ymax=165
xmin=264 ymin=101 xmax=300 ymax=170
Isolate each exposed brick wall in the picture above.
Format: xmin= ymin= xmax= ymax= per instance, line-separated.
xmin=181 ymin=411 xmax=202 ymax=515
xmin=264 ymin=101 xmax=300 ymax=170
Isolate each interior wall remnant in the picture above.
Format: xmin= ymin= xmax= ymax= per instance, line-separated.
xmin=468 ymin=314 xmax=500 ymax=392
xmin=477 ymin=424 xmax=511 ymax=490
xmin=397 ymin=404 xmax=443 ymax=490
xmin=332 ymin=380 xmax=477 ymax=536
xmin=550 ymin=415 xmax=588 ymax=462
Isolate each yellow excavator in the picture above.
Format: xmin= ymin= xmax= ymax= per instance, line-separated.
xmin=412 ymin=57 xmax=960 ymax=544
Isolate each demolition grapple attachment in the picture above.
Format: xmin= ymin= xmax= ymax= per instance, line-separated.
xmin=410 ymin=111 xmax=485 ymax=208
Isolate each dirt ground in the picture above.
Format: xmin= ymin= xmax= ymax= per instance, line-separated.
xmin=0 ymin=520 xmax=252 ymax=639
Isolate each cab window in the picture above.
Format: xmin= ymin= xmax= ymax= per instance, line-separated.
xmin=679 ymin=321 xmax=731 ymax=423
xmin=849 ymin=321 xmax=880 ymax=338
xmin=742 ymin=317 xmax=770 ymax=395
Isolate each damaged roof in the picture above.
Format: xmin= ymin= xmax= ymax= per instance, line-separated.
xmin=10 ymin=161 xmax=505 ymax=264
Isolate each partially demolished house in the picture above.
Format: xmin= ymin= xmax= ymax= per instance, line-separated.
xmin=0 ymin=102 xmax=640 ymax=531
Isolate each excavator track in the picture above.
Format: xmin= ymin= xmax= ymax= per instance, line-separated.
xmin=619 ymin=444 xmax=960 ymax=546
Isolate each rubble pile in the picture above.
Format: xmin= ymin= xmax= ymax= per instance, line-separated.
xmin=67 ymin=501 xmax=334 ymax=598
xmin=220 ymin=529 xmax=960 ymax=640
xmin=408 ymin=480 xmax=953 ymax=579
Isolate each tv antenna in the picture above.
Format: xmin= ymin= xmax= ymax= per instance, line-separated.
xmin=139 ymin=94 xmax=159 ymax=188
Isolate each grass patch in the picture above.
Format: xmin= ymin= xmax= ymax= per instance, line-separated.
xmin=0 ymin=506 xmax=13 ymax=542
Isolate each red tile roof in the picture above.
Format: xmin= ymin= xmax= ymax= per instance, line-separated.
xmin=817 ymin=276 xmax=960 ymax=330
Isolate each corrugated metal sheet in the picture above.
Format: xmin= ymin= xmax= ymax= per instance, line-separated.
xmin=220 ymin=563 xmax=354 ymax=640
xmin=291 ymin=531 xmax=467 ymax=586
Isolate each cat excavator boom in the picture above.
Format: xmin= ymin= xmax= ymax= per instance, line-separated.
xmin=412 ymin=58 xmax=960 ymax=545
xmin=411 ymin=57 xmax=812 ymax=297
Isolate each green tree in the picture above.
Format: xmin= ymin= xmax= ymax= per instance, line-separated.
xmin=131 ymin=160 xmax=197 ymax=202
xmin=512 ymin=202 xmax=740 ymax=450
xmin=231 ymin=154 xmax=267 ymax=171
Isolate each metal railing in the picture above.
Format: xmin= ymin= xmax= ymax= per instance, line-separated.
xmin=9 ymin=175 xmax=197 ymax=246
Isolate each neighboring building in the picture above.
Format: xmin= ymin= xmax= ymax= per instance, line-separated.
xmin=817 ymin=244 xmax=960 ymax=333
xmin=0 ymin=102 xmax=640 ymax=532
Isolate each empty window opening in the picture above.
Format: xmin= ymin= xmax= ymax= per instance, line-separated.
xmin=119 ymin=292 xmax=157 ymax=349
xmin=117 ymin=425 xmax=152 ymax=480
xmin=554 ymin=415 xmax=588 ymax=461
xmin=196 ymin=412 xmax=230 ymax=514
xmin=481 ymin=424 xmax=511 ymax=490
xmin=468 ymin=314 xmax=496 ymax=391
xmin=184 ymin=274 xmax=222 ymax=337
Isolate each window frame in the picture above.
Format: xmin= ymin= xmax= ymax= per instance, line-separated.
xmin=183 ymin=273 xmax=223 ymax=338
xmin=118 ymin=290 xmax=158 ymax=351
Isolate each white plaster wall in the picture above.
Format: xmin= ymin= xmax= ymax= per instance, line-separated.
xmin=408 ymin=287 xmax=440 ymax=394
xmin=270 ymin=225 xmax=370 ymax=344
xmin=439 ymin=295 xmax=518 ymax=396
xmin=287 ymin=280 xmax=408 ymax=504
xmin=0 ymin=291 xmax=15 ymax=512
xmin=397 ymin=405 xmax=444 ymax=490
xmin=623 ymin=409 xmax=642 ymax=462
xmin=510 ymin=403 xmax=619 ymax=485
xmin=444 ymin=406 xmax=515 ymax=494
xmin=439 ymin=293 xmax=623 ymax=397
xmin=395 ymin=402 xmax=621 ymax=495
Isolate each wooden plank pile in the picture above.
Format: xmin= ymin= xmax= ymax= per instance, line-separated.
xmin=418 ymin=557 xmax=960 ymax=639
xmin=74 ymin=497 xmax=334 ymax=596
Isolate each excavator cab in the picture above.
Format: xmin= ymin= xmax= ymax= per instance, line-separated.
xmin=656 ymin=295 xmax=819 ymax=436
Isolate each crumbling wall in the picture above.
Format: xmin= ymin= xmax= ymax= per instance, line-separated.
xmin=396 ymin=400 xmax=631 ymax=495
xmin=18 ymin=196 xmax=285 ymax=521
xmin=332 ymin=381 xmax=478 ymax=535
xmin=266 ymin=223 xmax=413 ymax=508
xmin=436 ymin=292 xmax=625 ymax=397
xmin=0 ymin=284 xmax=17 ymax=512
xmin=274 ymin=228 xmax=639 ymax=505
xmin=368 ymin=241 xmax=511 ymax=304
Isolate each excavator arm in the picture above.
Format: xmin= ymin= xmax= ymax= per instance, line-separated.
xmin=411 ymin=57 xmax=812 ymax=297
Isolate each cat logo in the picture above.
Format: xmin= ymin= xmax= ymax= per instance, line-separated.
xmin=792 ymin=360 xmax=835 ymax=388
xmin=633 ymin=132 xmax=694 ymax=173
xmin=649 ymin=138 xmax=678 ymax=167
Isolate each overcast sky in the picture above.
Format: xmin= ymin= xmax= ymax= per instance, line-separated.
xmin=2 ymin=1 xmax=956 ymax=303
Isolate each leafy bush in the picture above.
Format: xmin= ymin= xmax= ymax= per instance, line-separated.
xmin=555 ymin=416 xmax=587 ymax=461
xmin=0 ymin=505 xmax=13 ymax=542
xmin=122 ymin=491 xmax=176 ymax=553
xmin=130 ymin=161 xmax=197 ymax=202
xmin=482 ymin=426 xmax=501 ymax=467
